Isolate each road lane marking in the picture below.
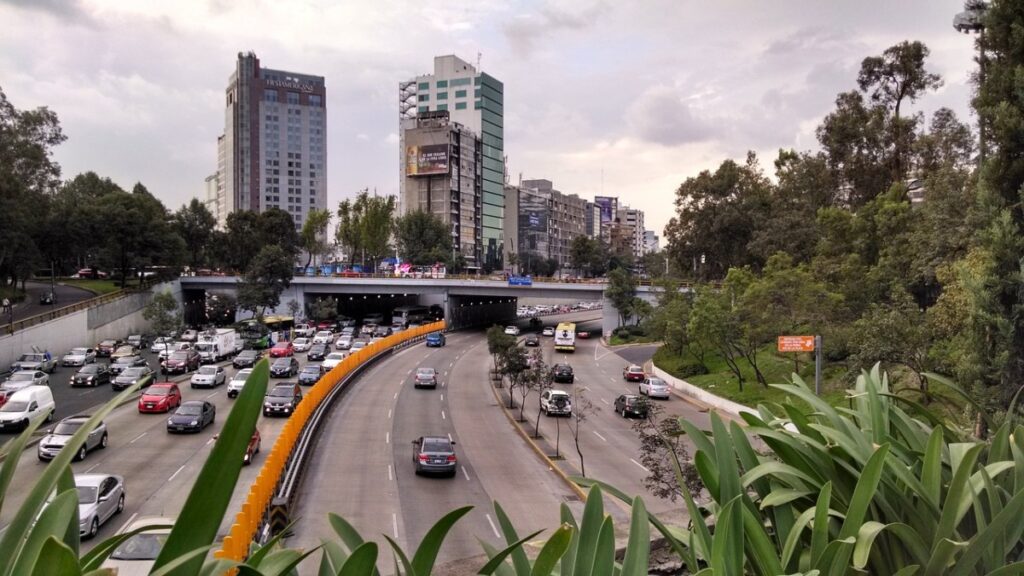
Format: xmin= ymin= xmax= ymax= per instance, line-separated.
xmin=440 ymin=394 xmax=444 ymax=402
xmin=630 ymin=458 xmax=649 ymax=473
xmin=600 ymin=398 xmax=609 ymax=405
xmin=407 ymin=369 xmax=413 ymax=376
xmin=129 ymin=432 xmax=147 ymax=444
xmin=116 ymin=512 xmax=138 ymax=535
xmin=388 ymin=465 xmax=393 ymax=481
xmin=205 ymin=438 xmax=215 ymax=446
xmin=392 ymin=513 xmax=399 ymax=538
xmin=441 ymin=410 xmax=446 ymax=420
xmin=168 ymin=464 xmax=187 ymax=482
xmin=485 ymin=514 xmax=501 ymax=539
xmin=461 ymin=465 xmax=470 ymax=481
xmin=593 ymin=431 xmax=607 ymax=442
xmin=394 ymin=392 xmax=399 ymax=400
xmin=609 ymin=377 xmax=616 ymax=383
xmin=205 ymin=392 xmax=218 ymax=399
xmin=448 ymin=432 xmax=453 ymax=441
xmin=386 ymin=432 xmax=390 ymax=444
xmin=388 ymin=409 xmax=393 ymax=419
xmin=449 ymin=362 xmax=454 ymax=369
xmin=85 ymin=462 xmax=101 ymax=473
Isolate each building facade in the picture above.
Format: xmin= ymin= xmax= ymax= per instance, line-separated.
xmin=618 ymin=206 xmax=646 ymax=259
xmin=584 ymin=201 xmax=601 ymax=238
xmin=400 ymin=55 xmax=505 ymax=270
xmin=513 ymin=179 xmax=586 ymax=273
xmin=643 ymin=229 xmax=660 ymax=253
xmin=400 ymin=111 xmax=483 ymax=268
xmin=216 ymin=52 xmax=327 ymax=229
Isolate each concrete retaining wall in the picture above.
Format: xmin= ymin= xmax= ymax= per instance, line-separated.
xmin=650 ymin=363 xmax=757 ymax=418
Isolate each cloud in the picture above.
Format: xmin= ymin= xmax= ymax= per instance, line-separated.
xmin=0 ymin=0 xmax=93 ymax=23
xmin=503 ymin=1 xmax=606 ymax=55
xmin=626 ymin=85 xmax=715 ymax=146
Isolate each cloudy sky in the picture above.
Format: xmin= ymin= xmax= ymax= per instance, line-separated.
xmin=0 ymin=0 xmax=979 ymax=238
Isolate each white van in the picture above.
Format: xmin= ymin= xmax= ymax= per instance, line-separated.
xmin=0 ymin=386 xmax=55 ymax=432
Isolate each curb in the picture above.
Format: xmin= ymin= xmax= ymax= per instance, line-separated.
xmin=649 ymin=362 xmax=756 ymax=419
xmin=487 ymin=375 xmax=589 ymax=503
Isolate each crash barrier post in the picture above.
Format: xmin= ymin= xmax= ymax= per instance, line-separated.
xmin=215 ymin=320 xmax=446 ymax=562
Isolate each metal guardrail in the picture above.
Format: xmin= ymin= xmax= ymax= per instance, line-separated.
xmin=215 ymin=321 xmax=445 ymax=562
xmin=2 ymin=289 xmax=126 ymax=334
xmin=186 ymin=271 xmax=688 ymax=288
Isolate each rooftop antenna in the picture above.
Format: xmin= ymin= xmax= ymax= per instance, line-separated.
xmin=477 ymin=52 xmax=482 ymax=71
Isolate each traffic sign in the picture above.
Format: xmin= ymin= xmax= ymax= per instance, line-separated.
xmin=778 ymin=335 xmax=815 ymax=353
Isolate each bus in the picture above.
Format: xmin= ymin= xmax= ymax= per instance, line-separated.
xmin=554 ymin=322 xmax=577 ymax=353
xmin=392 ymin=305 xmax=430 ymax=327
xmin=236 ymin=315 xmax=295 ymax=349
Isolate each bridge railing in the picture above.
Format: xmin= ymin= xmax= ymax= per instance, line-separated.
xmin=184 ymin=271 xmax=698 ymax=289
xmin=216 ymin=320 xmax=446 ymax=562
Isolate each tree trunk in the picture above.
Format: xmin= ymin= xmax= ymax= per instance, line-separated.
xmin=534 ymin=392 xmax=543 ymax=438
xmin=573 ymin=422 xmax=586 ymax=477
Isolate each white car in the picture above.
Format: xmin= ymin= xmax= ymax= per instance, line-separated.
xmin=74 ymin=473 xmax=125 ymax=539
xmin=102 ymin=516 xmax=173 ymax=573
xmin=335 ymin=335 xmax=353 ymax=350
xmin=293 ymin=323 xmax=315 ymax=338
xmin=350 ymin=340 xmax=368 ymax=352
xmin=312 ymin=330 xmax=333 ymax=345
xmin=158 ymin=342 xmax=191 ymax=361
xmin=292 ymin=337 xmax=312 ymax=352
xmin=542 ymin=327 xmax=555 ymax=337
xmin=322 ymin=352 xmax=346 ymax=371
xmin=149 ymin=337 xmax=174 ymax=354
xmin=180 ymin=329 xmax=198 ymax=342
xmin=227 ymin=368 xmax=252 ymax=398
xmin=504 ymin=326 xmax=520 ymax=336
xmin=639 ymin=377 xmax=671 ymax=399
xmin=540 ymin=390 xmax=572 ymax=416
xmin=190 ymin=365 xmax=226 ymax=388
xmin=5 ymin=370 xmax=49 ymax=388
xmin=62 ymin=347 xmax=96 ymax=367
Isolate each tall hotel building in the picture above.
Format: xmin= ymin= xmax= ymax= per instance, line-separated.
xmin=399 ymin=55 xmax=505 ymax=270
xmin=212 ymin=52 xmax=327 ymax=229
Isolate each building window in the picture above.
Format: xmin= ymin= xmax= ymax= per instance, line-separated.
xmin=264 ymin=90 xmax=278 ymax=102
xmin=474 ymin=100 xmax=482 ymax=109
xmin=474 ymin=88 xmax=481 ymax=97
xmin=436 ymin=80 xmax=448 ymax=88
xmin=474 ymin=76 xmax=482 ymax=85
xmin=450 ymin=77 xmax=472 ymax=86
xmin=418 ymin=94 xmax=429 ymax=102
xmin=287 ymin=92 xmax=300 ymax=105
xmin=418 ymin=105 xmax=429 ymax=113
xmin=455 ymin=102 xmax=467 ymax=110
xmin=437 ymin=104 xmax=448 ymax=111
xmin=455 ymin=90 xmax=467 ymax=98
xmin=436 ymin=92 xmax=448 ymax=100
xmin=309 ymin=94 xmax=322 ymax=107
xmin=418 ymin=82 xmax=429 ymax=90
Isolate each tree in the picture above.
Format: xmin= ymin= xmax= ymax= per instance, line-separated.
xmin=849 ymin=286 xmax=935 ymax=395
xmin=506 ymin=251 xmax=519 ymax=275
xmin=688 ymin=286 xmax=746 ymax=387
xmin=223 ymin=211 xmax=261 ymax=272
xmin=569 ymin=236 xmax=604 ymax=278
xmin=498 ymin=344 xmax=529 ymax=410
xmin=335 ymin=198 xmax=362 ymax=266
xmin=816 ymin=91 xmax=891 ymax=208
xmin=605 ymin=268 xmax=638 ymax=326
xmin=205 ymin=292 xmax=237 ymax=326
xmin=632 ymin=402 xmax=702 ymax=501
xmin=858 ymin=41 xmax=943 ymax=124
xmin=357 ymin=192 xmax=396 ymax=272
xmin=299 ymin=208 xmax=332 ymax=270
xmin=567 ymin=388 xmax=597 ymax=477
xmin=143 ymin=290 xmax=181 ymax=335
xmin=310 ymin=297 xmax=337 ymax=322
xmin=486 ymin=324 xmax=517 ymax=382
xmin=96 ymin=183 xmax=180 ymax=288
xmin=236 ymin=245 xmax=294 ymax=318
xmin=257 ymin=208 xmax=301 ymax=259
xmin=173 ymin=198 xmax=216 ymax=272
xmin=393 ymin=210 xmax=452 ymax=265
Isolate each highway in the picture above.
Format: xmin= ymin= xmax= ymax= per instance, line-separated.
xmin=3 ymin=280 xmax=96 ymax=326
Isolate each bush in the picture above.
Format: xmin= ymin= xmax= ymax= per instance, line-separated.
xmin=626 ymin=324 xmax=646 ymax=336
xmin=675 ymin=360 xmax=708 ymax=378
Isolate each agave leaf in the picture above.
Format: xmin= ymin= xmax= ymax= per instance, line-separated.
xmin=318 ymin=540 xmax=349 ymax=576
xmin=591 ymin=517 xmax=615 ymax=576
xmin=559 ymin=503 xmax=578 ymax=576
xmin=246 ymin=547 xmax=321 ymax=576
xmin=328 ymin=512 xmax=369 ymax=555
xmin=809 ymin=482 xmax=832 ymax=567
xmin=152 ymin=359 xmax=269 ymax=576
xmin=29 ymin=536 xmax=81 ymax=576
xmin=741 ymin=461 xmax=819 ymax=491
xmin=892 ymin=566 xmax=920 ymax=576
xmin=382 ymin=534 xmax=414 ymax=576
xmin=409 ymin=506 xmax=472 ymax=576
xmin=947 ymin=487 xmax=1024 ymax=576
xmin=618 ymin=498 xmax=649 ymax=576
xmin=921 ymin=427 xmax=944 ymax=509
xmin=571 ymin=484 xmax=605 ymax=576
xmin=493 ymin=501 xmax=531 ymax=576
xmin=55 ymin=464 xmax=80 ymax=557
xmin=245 ymin=519 xmax=302 ymax=567
xmin=529 ymin=524 xmax=573 ymax=576
xmin=711 ymin=414 xmax=741 ymax=504
xmin=338 ymin=542 xmax=379 ymax=576
xmin=148 ymin=546 xmax=215 ymax=576
xmin=934 ymin=444 xmax=983 ymax=546
xmin=710 ymin=496 xmax=743 ymax=576
xmin=0 ymin=408 xmax=45 ymax=520
xmin=740 ymin=503 xmax=784 ymax=576
xmin=199 ymin=558 xmax=242 ymax=576
xmin=80 ymin=524 xmax=174 ymax=571
xmin=781 ymin=507 xmax=817 ymax=569
xmin=922 ymin=538 xmax=967 ymax=576
xmin=761 ymin=488 xmax=815 ymax=509
xmin=475 ymin=529 xmax=543 ymax=575
xmin=852 ymin=521 xmax=887 ymax=569
xmin=478 ymin=540 xmax=516 ymax=576
xmin=14 ymin=489 xmax=78 ymax=576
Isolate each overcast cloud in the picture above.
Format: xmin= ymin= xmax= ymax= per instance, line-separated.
xmin=0 ymin=0 xmax=978 ymax=238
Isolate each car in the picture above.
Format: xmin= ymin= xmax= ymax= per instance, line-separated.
xmin=524 ymin=334 xmax=540 ymax=347
xmin=263 ymin=382 xmax=302 ymax=416
xmin=190 ymin=365 xmax=226 ymax=388
xmin=6 ymin=370 xmax=49 ymax=388
xmin=138 ymin=382 xmax=182 ymax=413
xmin=62 ymin=347 xmax=96 ymax=367
xmin=0 ymin=386 xmax=55 ymax=431
xmin=425 ymin=333 xmax=446 ymax=347
xmin=110 ymin=355 xmax=147 ymax=376
xmin=180 ymin=329 xmax=198 ymax=342
xmin=640 ymin=376 xmax=671 ymax=399
xmin=157 ymin=341 xmax=192 ymax=361
xmin=227 ymin=369 xmax=252 ymax=398
xmin=95 ymin=340 xmax=122 ymax=358
xmin=623 ymin=364 xmax=646 ymax=382
xmin=350 ymin=340 xmax=368 ymax=352
xmin=390 ymin=322 xmax=405 ymax=333
xmin=166 ymin=400 xmax=215 ymax=433
xmin=270 ymin=357 xmax=299 ymax=378
xmin=149 ymin=337 xmax=174 ymax=354
xmin=112 ymin=366 xmax=154 ymax=391
xmin=321 ymin=352 xmax=346 ymax=371
xmin=340 ymin=326 xmax=356 ymax=336
xmin=126 ymin=334 xmax=150 ymax=349
xmin=74 ymin=473 xmax=125 ymax=539
xmin=294 ymin=323 xmax=315 ymax=338
xmin=74 ymin=268 xmax=108 ymax=279
xmin=233 ymin=349 xmax=261 ymax=368
xmin=504 ymin=325 xmax=520 ymax=336
xmin=244 ymin=428 xmax=262 ymax=465
xmin=542 ymin=327 xmax=555 ymax=337
xmin=39 ymin=291 xmax=56 ymax=305
xmin=412 ymin=436 xmax=457 ymax=477
xmin=71 ymin=364 xmax=111 ymax=387
xmin=373 ymin=325 xmax=392 ymax=338
xmin=614 ymin=394 xmax=649 ymax=418
xmin=335 ymin=316 xmax=357 ymax=329
xmin=360 ymin=323 xmax=378 ymax=337
xmin=0 ymin=388 xmax=16 ymax=409
xmin=414 ymin=367 xmax=438 ymax=389
xmin=540 ymin=389 xmax=572 ymax=416
xmin=292 ymin=337 xmax=312 ymax=352
xmin=109 ymin=345 xmax=137 ymax=361
xmin=38 ymin=414 xmax=108 ymax=462
xmin=315 ymin=320 xmax=334 ymax=330
xmin=552 ymin=364 xmax=575 ymax=384
xmin=312 ymin=330 xmax=334 ymax=345
xmin=577 ymin=331 xmax=591 ymax=339
xmin=298 ymin=365 xmax=321 ymax=386
xmin=101 ymin=516 xmax=172 ymax=573
xmin=11 ymin=351 xmax=58 ymax=373
xmin=335 ymin=335 xmax=353 ymax=350
xmin=162 ymin=349 xmax=200 ymax=374
xmin=268 ymin=341 xmax=294 ymax=358
xmin=307 ymin=344 xmax=328 ymax=361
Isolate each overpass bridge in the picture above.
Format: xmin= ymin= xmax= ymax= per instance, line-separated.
xmin=178 ymin=276 xmax=668 ymax=333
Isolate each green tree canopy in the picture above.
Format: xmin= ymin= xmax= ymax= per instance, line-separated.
xmin=394 ymin=210 xmax=452 ymax=265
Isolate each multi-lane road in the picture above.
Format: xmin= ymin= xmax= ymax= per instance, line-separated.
xmin=2 ymin=280 xmax=96 ymax=326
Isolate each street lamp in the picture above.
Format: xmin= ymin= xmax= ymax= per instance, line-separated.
xmin=953 ymin=0 xmax=990 ymax=163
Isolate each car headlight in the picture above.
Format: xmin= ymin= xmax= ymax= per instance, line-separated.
xmin=167 ymin=418 xmax=174 ymax=424
xmin=190 ymin=420 xmax=198 ymax=426
xmin=264 ymin=402 xmax=272 ymax=408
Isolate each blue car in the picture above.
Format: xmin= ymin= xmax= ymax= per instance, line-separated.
xmin=425 ymin=333 xmax=446 ymax=347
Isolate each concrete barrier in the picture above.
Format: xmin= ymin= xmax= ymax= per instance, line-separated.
xmin=649 ymin=364 xmax=757 ymax=419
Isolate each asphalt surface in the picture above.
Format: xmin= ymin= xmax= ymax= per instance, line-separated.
xmin=3 ymin=280 xmax=96 ymax=325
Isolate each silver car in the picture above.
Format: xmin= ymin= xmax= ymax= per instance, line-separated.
xmin=113 ymin=366 xmax=154 ymax=391
xmin=227 ymin=368 xmax=252 ymax=398
xmin=639 ymin=377 xmax=671 ymax=400
xmin=38 ymin=415 xmax=109 ymax=461
xmin=75 ymin=473 xmax=125 ymax=539
xmin=190 ymin=365 xmax=226 ymax=388
xmin=6 ymin=370 xmax=49 ymax=388
xmin=62 ymin=347 xmax=96 ymax=367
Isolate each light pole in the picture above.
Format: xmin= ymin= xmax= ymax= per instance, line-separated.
xmin=954 ymin=0 xmax=990 ymax=164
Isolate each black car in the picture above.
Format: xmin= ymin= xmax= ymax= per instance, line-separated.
xmin=233 ymin=349 xmax=261 ymax=369
xmin=166 ymin=400 xmax=216 ymax=433
xmin=112 ymin=366 xmax=154 ymax=391
xmin=270 ymin=357 xmax=299 ymax=378
xmin=110 ymin=355 xmax=147 ymax=376
xmin=163 ymin=350 xmax=200 ymax=374
xmin=298 ymin=365 xmax=321 ymax=386
xmin=263 ymin=383 xmax=302 ymax=416
xmin=307 ymin=344 xmax=328 ymax=361
xmin=412 ymin=436 xmax=457 ymax=477
xmin=373 ymin=325 xmax=392 ymax=338
xmin=614 ymin=394 xmax=649 ymax=418
xmin=39 ymin=291 xmax=56 ymax=305
xmin=524 ymin=334 xmax=540 ymax=347
xmin=552 ymin=364 xmax=575 ymax=384
xmin=71 ymin=364 xmax=111 ymax=387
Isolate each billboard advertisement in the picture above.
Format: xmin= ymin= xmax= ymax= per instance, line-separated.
xmin=406 ymin=144 xmax=449 ymax=176
xmin=594 ymin=196 xmax=617 ymax=223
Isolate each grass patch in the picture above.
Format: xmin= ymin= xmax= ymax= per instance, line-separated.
xmin=609 ymin=334 xmax=659 ymax=346
xmin=0 ymin=286 xmax=26 ymax=303
xmin=58 ymin=278 xmax=122 ymax=295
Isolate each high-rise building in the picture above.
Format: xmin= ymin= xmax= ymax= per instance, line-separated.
xmin=643 ymin=230 xmax=660 ymax=253
xmin=204 ymin=173 xmax=220 ymax=219
xmin=400 ymin=55 xmax=505 ymax=270
xmin=617 ymin=206 xmax=646 ymax=259
xmin=400 ymin=111 xmax=482 ymax=267
xmin=216 ymin=51 xmax=327 ymax=229
xmin=584 ymin=201 xmax=601 ymax=238
xmin=513 ymin=179 xmax=586 ymax=273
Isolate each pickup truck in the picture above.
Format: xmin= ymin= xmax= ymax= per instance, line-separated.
xmin=11 ymin=350 xmax=58 ymax=374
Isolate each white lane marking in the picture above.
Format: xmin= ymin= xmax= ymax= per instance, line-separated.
xmin=485 ymin=513 xmax=501 ymax=539
xmin=407 ymin=369 xmax=413 ymax=376
xmin=205 ymin=437 xmax=215 ymax=446
xmin=609 ymin=377 xmax=616 ymax=383
xmin=129 ymin=432 xmax=147 ymax=444
xmin=593 ymin=431 xmax=607 ymax=442
xmin=600 ymin=398 xmax=609 ymax=405
xmin=388 ymin=465 xmax=393 ymax=481
xmin=449 ymin=362 xmax=454 ymax=369
xmin=388 ymin=409 xmax=393 ymax=419
xmin=441 ymin=410 xmax=446 ymax=420
xmin=442 ymin=382 xmax=446 ymax=388
xmin=168 ymin=464 xmax=187 ymax=482
xmin=394 ymin=392 xmax=399 ymax=400
xmin=448 ymin=432 xmax=453 ymax=442
xmin=85 ymin=462 xmax=101 ymax=473
xmin=386 ymin=432 xmax=390 ymax=444
xmin=630 ymin=458 xmax=650 ymax=472
xmin=392 ymin=513 xmax=399 ymax=538
xmin=116 ymin=512 xmax=138 ymax=535
xmin=205 ymin=392 xmax=218 ymax=399
xmin=440 ymin=394 xmax=444 ymax=402
xmin=461 ymin=465 xmax=470 ymax=481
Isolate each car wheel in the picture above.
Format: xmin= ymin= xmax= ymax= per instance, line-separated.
xmin=46 ymin=410 xmax=53 ymax=423
xmin=190 ymin=383 xmax=196 ymax=389
xmin=99 ymin=433 xmax=108 ymax=449
xmin=75 ymin=445 xmax=87 ymax=462
xmin=88 ymin=517 xmax=99 ymax=539
xmin=116 ymin=493 xmax=125 ymax=514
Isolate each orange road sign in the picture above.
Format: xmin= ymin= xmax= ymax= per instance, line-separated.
xmin=778 ymin=335 xmax=816 ymax=353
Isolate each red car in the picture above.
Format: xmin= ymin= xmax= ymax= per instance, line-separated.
xmin=244 ymin=429 xmax=262 ymax=465
xmin=577 ymin=331 xmax=591 ymax=339
xmin=268 ymin=342 xmax=294 ymax=358
xmin=138 ymin=382 xmax=182 ymax=413
xmin=623 ymin=364 xmax=646 ymax=382
xmin=316 ymin=320 xmax=333 ymax=330
xmin=163 ymin=349 xmax=200 ymax=374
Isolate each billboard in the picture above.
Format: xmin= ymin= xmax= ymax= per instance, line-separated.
xmin=406 ymin=144 xmax=449 ymax=176
xmin=594 ymin=196 xmax=617 ymax=223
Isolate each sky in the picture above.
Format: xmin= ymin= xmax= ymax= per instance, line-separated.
xmin=0 ymin=0 xmax=980 ymax=240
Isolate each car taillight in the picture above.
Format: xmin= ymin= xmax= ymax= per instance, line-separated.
xmin=446 ymin=455 xmax=456 ymax=463
xmin=418 ymin=455 xmax=429 ymax=462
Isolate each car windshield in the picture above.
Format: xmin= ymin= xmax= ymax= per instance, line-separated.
xmin=1 ymin=401 xmax=28 ymax=412
xmin=648 ymin=378 xmax=666 ymax=386
xmin=422 ymin=440 xmax=451 ymax=453
xmin=417 ymin=369 xmax=435 ymax=377
xmin=80 ymin=365 xmax=100 ymax=374
xmin=326 ymin=353 xmax=344 ymax=360
xmin=69 ymin=348 xmax=88 ymax=355
xmin=122 ymin=368 xmax=146 ymax=377
xmin=198 ymin=366 xmax=217 ymax=375
xmin=302 ymin=366 xmax=319 ymax=374
xmin=100 ymin=341 xmax=116 ymax=346
xmin=176 ymin=404 xmax=202 ymax=416
xmin=629 ymin=366 xmax=643 ymax=373
xmin=76 ymin=486 xmax=98 ymax=504
xmin=54 ymin=421 xmax=84 ymax=435
xmin=268 ymin=387 xmax=293 ymax=398
xmin=310 ymin=345 xmax=325 ymax=351
xmin=233 ymin=371 xmax=252 ymax=380
xmin=114 ymin=356 xmax=137 ymax=364
xmin=9 ymin=373 xmax=33 ymax=382
xmin=239 ymin=350 xmax=256 ymax=358
xmin=147 ymin=387 xmax=171 ymax=396
xmin=273 ymin=343 xmax=288 ymax=349
xmin=170 ymin=352 xmax=189 ymax=361
xmin=110 ymin=533 xmax=169 ymax=560
xmin=115 ymin=347 xmax=133 ymax=353
xmin=273 ymin=359 xmax=290 ymax=366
